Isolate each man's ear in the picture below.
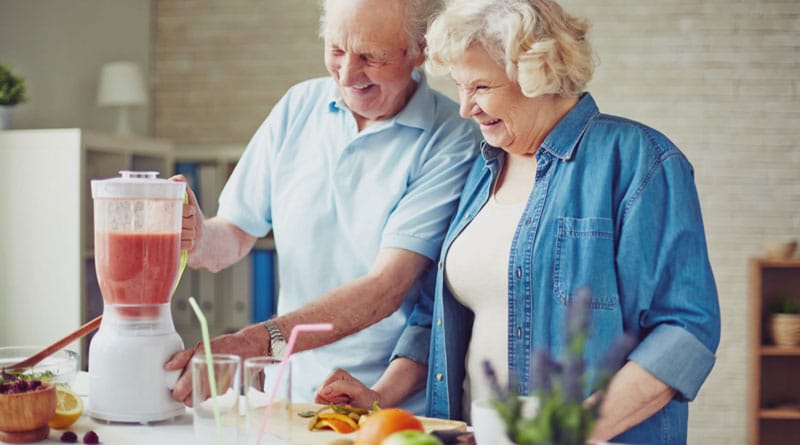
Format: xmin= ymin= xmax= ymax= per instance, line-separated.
xmin=412 ymin=41 xmax=427 ymax=67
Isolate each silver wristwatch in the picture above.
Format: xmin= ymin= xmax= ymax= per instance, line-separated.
xmin=263 ymin=319 xmax=287 ymax=358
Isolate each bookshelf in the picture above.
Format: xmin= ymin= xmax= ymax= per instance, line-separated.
xmin=0 ymin=129 xmax=174 ymax=367
xmin=172 ymin=145 xmax=277 ymax=347
xmin=749 ymin=258 xmax=800 ymax=444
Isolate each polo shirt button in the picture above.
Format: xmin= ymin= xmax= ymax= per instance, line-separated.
xmin=436 ymin=373 xmax=443 ymax=381
xmin=516 ymin=267 xmax=522 ymax=278
xmin=436 ymin=318 xmax=442 ymax=326
xmin=517 ymin=327 xmax=522 ymax=338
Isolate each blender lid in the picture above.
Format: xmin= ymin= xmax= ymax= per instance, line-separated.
xmin=91 ymin=171 xmax=186 ymax=200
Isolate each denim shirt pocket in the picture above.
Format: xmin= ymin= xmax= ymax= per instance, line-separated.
xmin=553 ymin=216 xmax=619 ymax=310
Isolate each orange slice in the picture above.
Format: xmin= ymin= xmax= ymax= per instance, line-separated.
xmin=314 ymin=414 xmax=358 ymax=434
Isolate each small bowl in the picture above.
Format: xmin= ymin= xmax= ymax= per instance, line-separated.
xmin=764 ymin=240 xmax=798 ymax=260
xmin=0 ymin=346 xmax=79 ymax=386
xmin=0 ymin=381 xmax=56 ymax=443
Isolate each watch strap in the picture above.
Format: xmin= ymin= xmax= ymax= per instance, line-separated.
xmin=263 ymin=319 xmax=287 ymax=358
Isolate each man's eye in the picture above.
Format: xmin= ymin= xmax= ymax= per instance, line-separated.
xmin=330 ymin=48 xmax=345 ymax=56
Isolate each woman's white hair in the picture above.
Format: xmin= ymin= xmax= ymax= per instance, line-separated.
xmin=319 ymin=0 xmax=444 ymax=60
xmin=426 ymin=0 xmax=594 ymax=97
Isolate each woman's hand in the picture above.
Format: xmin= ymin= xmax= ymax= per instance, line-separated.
xmin=315 ymin=369 xmax=382 ymax=409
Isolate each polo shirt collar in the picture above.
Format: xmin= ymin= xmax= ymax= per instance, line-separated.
xmin=327 ymin=69 xmax=434 ymax=132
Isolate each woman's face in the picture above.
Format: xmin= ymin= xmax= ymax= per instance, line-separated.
xmin=323 ymin=0 xmax=424 ymax=128
xmin=449 ymin=45 xmax=541 ymax=155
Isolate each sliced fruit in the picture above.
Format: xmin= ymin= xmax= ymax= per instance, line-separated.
xmin=48 ymin=386 xmax=83 ymax=429
xmin=314 ymin=417 xmax=358 ymax=434
xmin=319 ymin=412 xmax=360 ymax=429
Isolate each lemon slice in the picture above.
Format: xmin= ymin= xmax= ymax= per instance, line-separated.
xmin=48 ymin=386 xmax=83 ymax=429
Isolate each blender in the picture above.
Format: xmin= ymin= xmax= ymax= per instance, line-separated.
xmin=87 ymin=171 xmax=186 ymax=423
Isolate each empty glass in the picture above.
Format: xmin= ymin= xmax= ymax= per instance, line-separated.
xmin=243 ymin=356 xmax=293 ymax=445
xmin=192 ymin=354 xmax=241 ymax=445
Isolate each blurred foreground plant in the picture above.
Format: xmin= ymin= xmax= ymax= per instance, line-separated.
xmin=484 ymin=289 xmax=637 ymax=445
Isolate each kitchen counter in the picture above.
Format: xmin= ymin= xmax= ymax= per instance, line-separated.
xmin=3 ymin=373 xmax=468 ymax=445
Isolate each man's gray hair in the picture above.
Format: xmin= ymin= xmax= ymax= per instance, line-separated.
xmin=319 ymin=0 xmax=444 ymax=60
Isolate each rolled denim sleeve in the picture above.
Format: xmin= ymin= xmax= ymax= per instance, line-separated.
xmin=391 ymin=266 xmax=437 ymax=365
xmin=390 ymin=324 xmax=432 ymax=365
xmin=629 ymin=324 xmax=716 ymax=400
xmin=616 ymin=151 xmax=721 ymax=401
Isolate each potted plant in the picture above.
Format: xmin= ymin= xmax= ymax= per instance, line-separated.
xmin=0 ymin=63 xmax=28 ymax=130
xmin=769 ymin=295 xmax=800 ymax=347
xmin=483 ymin=290 xmax=636 ymax=445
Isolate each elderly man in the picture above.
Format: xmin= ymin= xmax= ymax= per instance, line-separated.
xmin=164 ymin=0 xmax=480 ymax=414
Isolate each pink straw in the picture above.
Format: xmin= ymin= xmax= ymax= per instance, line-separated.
xmin=256 ymin=322 xmax=333 ymax=445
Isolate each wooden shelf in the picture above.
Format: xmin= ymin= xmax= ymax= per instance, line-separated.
xmin=750 ymin=258 xmax=800 ymax=444
xmin=760 ymin=408 xmax=800 ymax=420
xmin=762 ymin=346 xmax=800 ymax=356
xmin=756 ymin=258 xmax=800 ymax=268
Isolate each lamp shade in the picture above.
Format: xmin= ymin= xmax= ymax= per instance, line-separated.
xmin=96 ymin=61 xmax=148 ymax=107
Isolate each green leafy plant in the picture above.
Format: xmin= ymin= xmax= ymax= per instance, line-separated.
xmin=0 ymin=64 xmax=28 ymax=106
xmin=770 ymin=295 xmax=800 ymax=315
xmin=484 ymin=289 xmax=637 ymax=445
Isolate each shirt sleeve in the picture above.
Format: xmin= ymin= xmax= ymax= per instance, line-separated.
xmin=217 ymin=94 xmax=290 ymax=237
xmin=380 ymin=117 xmax=481 ymax=261
xmin=617 ymin=153 xmax=721 ymax=401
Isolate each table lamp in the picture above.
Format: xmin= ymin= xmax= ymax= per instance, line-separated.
xmin=96 ymin=61 xmax=147 ymax=136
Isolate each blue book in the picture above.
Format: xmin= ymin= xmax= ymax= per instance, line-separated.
xmin=174 ymin=162 xmax=200 ymax=202
xmin=251 ymin=249 xmax=276 ymax=322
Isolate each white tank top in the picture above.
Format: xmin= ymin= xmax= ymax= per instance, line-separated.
xmin=444 ymin=193 xmax=526 ymax=421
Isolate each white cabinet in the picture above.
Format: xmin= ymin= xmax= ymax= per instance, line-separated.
xmin=0 ymin=129 xmax=173 ymax=365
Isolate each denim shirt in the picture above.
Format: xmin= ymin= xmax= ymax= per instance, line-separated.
xmin=422 ymin=93 xmax=721 ymax=444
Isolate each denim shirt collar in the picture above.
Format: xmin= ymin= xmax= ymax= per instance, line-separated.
xmin=478 ymin=92 xmax=600 ymax=166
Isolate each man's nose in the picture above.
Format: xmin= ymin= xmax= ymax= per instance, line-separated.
xmin=339 ymin=53 xmax=363 ymax=85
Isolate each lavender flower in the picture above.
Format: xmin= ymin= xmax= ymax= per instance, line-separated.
xmin=566 ymin=287 xmax=591 ymax=345
xmin=529 ymin=349 xmax=555 ymax=394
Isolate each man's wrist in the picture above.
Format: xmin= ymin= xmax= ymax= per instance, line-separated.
xmin=263 ymin=319 xmax=287 ymax=358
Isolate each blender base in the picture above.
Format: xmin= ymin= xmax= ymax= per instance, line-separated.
xmin=88 ymin=326 xmax=186 ymax=423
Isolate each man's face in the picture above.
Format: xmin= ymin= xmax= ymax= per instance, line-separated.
xmin=323 ymin=0 xmax=424 ymax=128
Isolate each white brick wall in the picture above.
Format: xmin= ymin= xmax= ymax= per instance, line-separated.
xmin=153 ymin=1 xmax=800 ymax=443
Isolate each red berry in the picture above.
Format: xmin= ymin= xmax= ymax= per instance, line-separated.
xmin=83 ymin=430 xmax=100 ymax=444
xmin=60 ymin=431 xmax=78 ymax=443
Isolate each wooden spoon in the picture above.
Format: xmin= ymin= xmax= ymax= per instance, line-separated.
xmin=3 ymin=315 xmax=102 ymax=371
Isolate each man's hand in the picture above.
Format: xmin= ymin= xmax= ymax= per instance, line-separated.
xmin=315 ymin=369 xmax=381 ymax=409
xmin=164 ymin=323 xmax=270 ymax=406
xmin=168 ymin=175 xmax=204 ymax=256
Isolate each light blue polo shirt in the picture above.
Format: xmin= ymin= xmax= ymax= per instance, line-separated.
xmin=217 ymin=70 xmax=480 ymax=413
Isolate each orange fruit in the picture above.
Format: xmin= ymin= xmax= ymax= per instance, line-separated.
xmin=48 ymin=386 xmax=83 ymax=429
xmin=354 ymin=408 xmax=424 ymax=445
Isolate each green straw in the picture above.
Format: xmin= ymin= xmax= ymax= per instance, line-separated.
xmin=188 ymin=296 xmax=222 ymax=445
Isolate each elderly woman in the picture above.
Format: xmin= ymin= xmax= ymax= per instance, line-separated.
xmin=315 ymin=0 xmax=720 ymax=442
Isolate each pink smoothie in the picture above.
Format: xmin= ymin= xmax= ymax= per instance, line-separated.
xmin=95 ymin=232 xmax=180 ymax=306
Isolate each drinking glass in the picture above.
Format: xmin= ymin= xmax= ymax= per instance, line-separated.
xmin=243 ymin=356 xmax=293 ymax=445
xmin=192 ymin=354 xmax=241 ymax=445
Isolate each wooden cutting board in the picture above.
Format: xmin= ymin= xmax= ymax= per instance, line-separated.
xmin=255 ymin=403 xmax=467 ymax=445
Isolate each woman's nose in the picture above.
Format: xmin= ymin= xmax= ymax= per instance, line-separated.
xmin=459 ymin=92 xmax=478 ymax=118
